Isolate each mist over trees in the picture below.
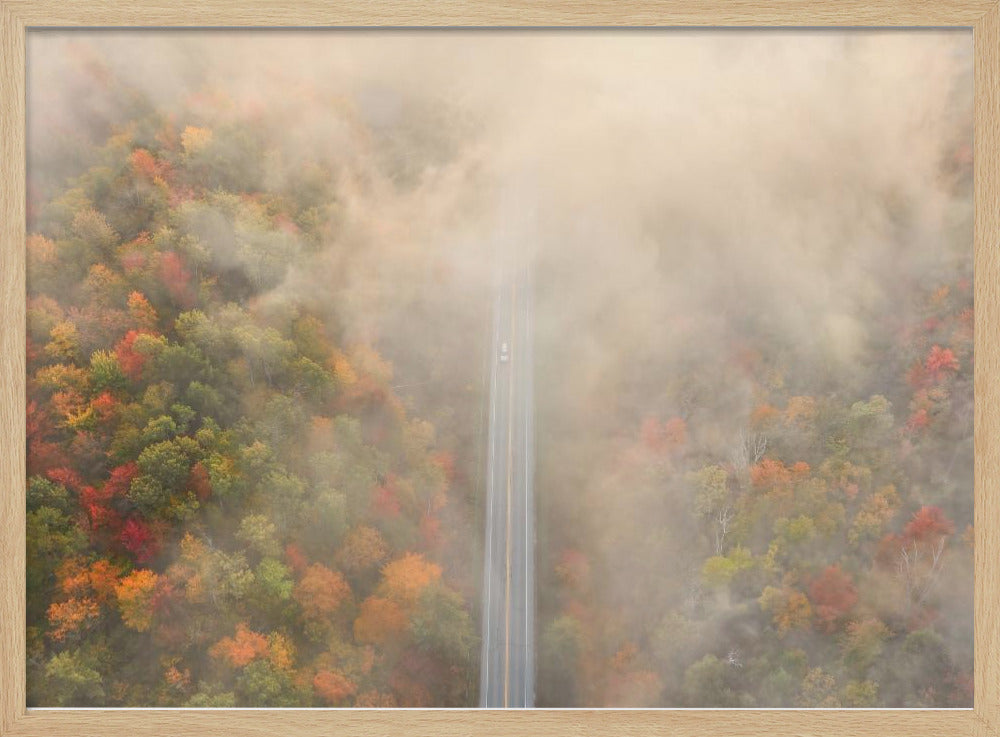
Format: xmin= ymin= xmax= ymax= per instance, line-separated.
xmin=26 ymin=30 xmax=972 ymax=707
xmin=26 ymin=34 xmax=486 ymax=706
xmin=527 ymin=33 xmax=973 ymax=707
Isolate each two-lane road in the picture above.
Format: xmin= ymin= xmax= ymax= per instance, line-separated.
xmin=479 ymin=263 xmax=534 ymax=708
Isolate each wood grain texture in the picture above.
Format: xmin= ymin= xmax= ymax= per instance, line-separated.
xmin=974 ymin=3 xmax=1000 ymax=736
xmin=1 ymin=1 xmax=998 ymax=736
xmin=0 ymin=0 xmax=995 ymax=27
xmin=0 ymin=1 xmax=26 ymax=735
xmin=3 ymin=708 xmax=991 ymax=737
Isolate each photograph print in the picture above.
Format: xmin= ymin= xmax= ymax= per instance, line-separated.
xmin=25 ymin=29 xmax=972 ymax=708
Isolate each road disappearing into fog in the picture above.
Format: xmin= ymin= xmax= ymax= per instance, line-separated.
xmin=479 ymin=263 xmax=535 ymax=708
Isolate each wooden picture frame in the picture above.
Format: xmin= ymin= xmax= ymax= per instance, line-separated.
xmin=1 ymin=1 xmax=997 ymax=735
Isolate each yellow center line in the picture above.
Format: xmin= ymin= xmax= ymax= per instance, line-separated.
xmin=504 ymin=275 xmax=516 ymax=707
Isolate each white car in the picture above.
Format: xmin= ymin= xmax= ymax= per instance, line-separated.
xmin=499 ymin=342 xmax=509 ymax=362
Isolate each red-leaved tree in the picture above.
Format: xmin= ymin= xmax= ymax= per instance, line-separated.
xmin=808 ymin=565 xmax=858 ymax=633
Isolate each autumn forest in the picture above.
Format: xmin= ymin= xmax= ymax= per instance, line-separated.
xmin=25 ymin=32 xmax=973 ymax=707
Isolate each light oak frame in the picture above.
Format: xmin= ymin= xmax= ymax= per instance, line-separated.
xmin=1 ymin=2 xmax=997 ymax=735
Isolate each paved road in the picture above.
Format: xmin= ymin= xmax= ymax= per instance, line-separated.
xmin=479 ymin=262 xmax=535 ymax=708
